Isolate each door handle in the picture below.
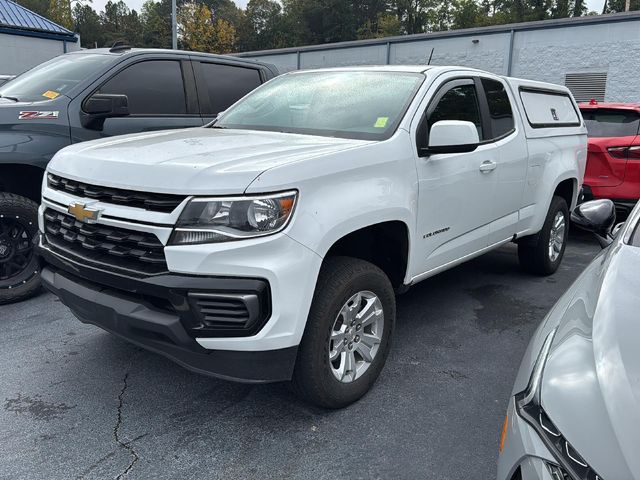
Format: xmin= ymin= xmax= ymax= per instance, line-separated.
xmin=479 ymin=160 xmax=497 ymax=173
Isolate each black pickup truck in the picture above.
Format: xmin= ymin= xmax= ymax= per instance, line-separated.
xmin=0 ymin=46 xmax=278 ymax=304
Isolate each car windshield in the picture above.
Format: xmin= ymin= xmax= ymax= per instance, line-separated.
xmin=214 ymin=71 xmax=425 ymax=141
xmin=580 ymin=108 xmax=640 ymax=138
xmin=0 ymin=54 xmax=114 ymax=103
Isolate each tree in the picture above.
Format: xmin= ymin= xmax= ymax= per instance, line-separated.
xmin=237 ymin=0 xmax=285 ymax=50
xmin=179 ymin=1 xmax=237 ymax=53
xmin=99 ymin=0 xmax=142 ymax=46
xmin=49 ymin=0 xmax=73 ymax=29
xmin=451 ymin=0 xmax=481 ymax=28
xmin=73 ymin=2 xmax=103 ymax=47
xmin=603 ymin=0 xmax=640 ymax=12
xmin=140 ymin=0 xmax=172 ymax=48
xmin=15 ymin=0 xmax=49 ymax=18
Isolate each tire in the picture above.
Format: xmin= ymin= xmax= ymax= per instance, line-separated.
xmin=518 ymin=195 xmax=569 ymax=276
xmin=0 ymin=193 xmax=41 ymax=304
xmin=291 ymin=256 xmax=395 ymax=409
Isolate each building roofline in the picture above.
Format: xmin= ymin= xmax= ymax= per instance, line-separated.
xmin=0 ymin=25 xmax=77 ymax=42
xmin=0 ymin=0 xmax=77 ymax=41
xmin=235 ymin=11 xmax=640 ymax=58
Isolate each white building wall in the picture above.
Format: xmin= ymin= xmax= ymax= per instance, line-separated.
xmin=0 ymin=32 xmax=80 ymax=75
xmin=239 ymin=14 xmax=640 ymax=103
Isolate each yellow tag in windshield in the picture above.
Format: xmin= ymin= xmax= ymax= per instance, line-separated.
xmin=42 ymin=90 xmax=60 ymax=99
xmin=374 ymin=117 xmax=389 ymax=128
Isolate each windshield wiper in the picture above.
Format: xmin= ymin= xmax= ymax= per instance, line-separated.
xmin=0 ymin=94 xmax=19 ymax=102
xmin=210 ymin=125 xmax=227 ymax=129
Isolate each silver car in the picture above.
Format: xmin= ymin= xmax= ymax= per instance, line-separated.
xmin=497 ymin=198 xmax=638 ymax=480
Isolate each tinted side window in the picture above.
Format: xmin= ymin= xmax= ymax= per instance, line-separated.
xmin=482 ymin=78 xmax=514 ymax=139
xmin=428 ymin=82 xmax=483 ymax=140
xmin=200 ymin=63 xmax=262 ymax=114
xmin=98 ymin=60 xmax=187 ymax=115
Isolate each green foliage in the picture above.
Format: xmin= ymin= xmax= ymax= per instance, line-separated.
xmin=140 ymin=0 xmax=172 ymax=48
xmin=48 ymin=0 xmax=73 ymax=29
xmin=42 ymin=0 xmax=635 ymax=51
xmin=15 ymin=0 xmax=49 ymax=18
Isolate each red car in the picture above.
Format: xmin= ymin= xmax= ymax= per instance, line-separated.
xmin=579 ymin=100 xmax=640 ymax=215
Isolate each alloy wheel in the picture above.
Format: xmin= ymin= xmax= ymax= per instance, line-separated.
xmin=328 ymin=291 xmax=384 ymax=383
xmin=548 ymin=211 xmax=566 ymax=263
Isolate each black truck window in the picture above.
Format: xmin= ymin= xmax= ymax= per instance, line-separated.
xmin=98 ymin=60 xmax=187 ymax=115
xmin=200 ymin=63 xmax=262 ymax=114
xmin=429 ymin=82 xmax=484 ymax=140
xmin=481 ymin=78 xmax=515 ymax=139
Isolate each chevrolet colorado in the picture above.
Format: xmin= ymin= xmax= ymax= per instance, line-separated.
xmin=37 ymin=66 xmax=587 ymax=408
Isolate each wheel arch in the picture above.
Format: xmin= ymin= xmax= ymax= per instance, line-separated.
xmin=0 ymin=163 xmax=45 ymax=203
xmin=321 ymin=220 xmax=411 ymax=290
xmin=553 ymin=177 xmax=578 ymax=210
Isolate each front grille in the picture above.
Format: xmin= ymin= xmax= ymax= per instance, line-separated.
xmin=47 ymin=174 xmax=186 ymax=213
xmin=43 ymin=208 xmax=167 ymax=275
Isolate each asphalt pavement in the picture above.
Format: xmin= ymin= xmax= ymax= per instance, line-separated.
xmin=0 ymin=233 xmax=601 ymax=480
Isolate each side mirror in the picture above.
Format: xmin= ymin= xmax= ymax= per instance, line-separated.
xmin=571 ymin=199 xmax=616 ymax=248
xmin=423 ymin=120 xmax=480 ymax=155
xmin=80 ymin=94 xmax=129 ymax=130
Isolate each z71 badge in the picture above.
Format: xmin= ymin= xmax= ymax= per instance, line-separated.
xmin=18 ymin=111 xmax=59 ymax=120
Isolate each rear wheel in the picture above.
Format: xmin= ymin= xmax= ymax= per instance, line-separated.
xmin=518 ymin=195 xmax=569 ymax=276
xmin=291 ymin=256 xmax=395 ymax=409
xmin=0 ymin=193 xmax=41 ymax=304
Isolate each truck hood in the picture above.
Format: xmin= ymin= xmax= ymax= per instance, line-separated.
xmin=541 ymin=244 xmax=640 ymax=479
xmin=49 ymin=127 xmax=369 ymax=194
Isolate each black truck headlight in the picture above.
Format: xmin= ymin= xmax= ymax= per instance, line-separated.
xmin=516 ymin=328 xmax=604 ymax=480
xmin=169 ymin=191 xmax=297 ymax=245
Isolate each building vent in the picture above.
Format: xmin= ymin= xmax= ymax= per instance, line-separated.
xmin=564 ymin=72 xmax=607 ymax=102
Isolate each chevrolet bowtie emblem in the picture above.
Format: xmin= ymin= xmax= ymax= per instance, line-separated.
xmin=68 ymin=202 xmax=101 ymax=223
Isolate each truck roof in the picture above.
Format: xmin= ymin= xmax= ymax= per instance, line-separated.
xmin=65 ymin=48 xmax=278 ymax=73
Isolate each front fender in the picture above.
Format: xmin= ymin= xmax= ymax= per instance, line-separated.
xmin=246 ymin=133 xmax=418 ymax=259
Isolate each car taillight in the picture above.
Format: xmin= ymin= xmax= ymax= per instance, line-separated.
xmin=607 ymin=146 xmax=640 ymax=160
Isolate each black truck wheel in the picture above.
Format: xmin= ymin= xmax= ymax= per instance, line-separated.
xmin=518 ymin=195 xmax=569 ymax=276
xmin=291 ymin=257 xmax=395 ymax=409
xmin=0 ymin=193 xmax=41 ymax=304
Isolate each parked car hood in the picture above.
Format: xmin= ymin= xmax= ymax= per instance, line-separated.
xmin=48 ymin=127 xmax=370 ymax=195
xmin=541 ymin=243 xmax=640 ymax=479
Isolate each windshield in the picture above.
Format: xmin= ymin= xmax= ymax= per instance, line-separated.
xmin=0 ymin=54 xmax=114 ymax=103
xmin=581 ymin=109 xmax=640 ymax=138
xmin=214 ymin=71 xmax=425 ymax=140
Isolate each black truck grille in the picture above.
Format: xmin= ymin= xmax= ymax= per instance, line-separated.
xmin=43 ymin=209 xmax=167 ymax=275
xmin=47 ymin=174 xmax=186 ymax=213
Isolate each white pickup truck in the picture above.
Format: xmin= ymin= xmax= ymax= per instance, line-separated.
xmin=37 ymin=66 xmax=587 ymax=408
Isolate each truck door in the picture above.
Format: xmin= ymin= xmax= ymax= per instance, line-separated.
xmin=69 ymin=58 xmax=203 ymax=142
xmin=476 ymin=76 xmax=527 ymax=244
xmin=412 ymin=77 xmax=499 ymax=276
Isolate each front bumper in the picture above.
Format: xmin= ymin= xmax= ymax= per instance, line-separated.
xmin=497 ymin=399 xmax=560 ymax=480
xmin=39 ymin=258 xmax=298 ymax=383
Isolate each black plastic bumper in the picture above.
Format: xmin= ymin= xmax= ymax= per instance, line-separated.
xmin=38 ymin=245 xmax=297 ymax=383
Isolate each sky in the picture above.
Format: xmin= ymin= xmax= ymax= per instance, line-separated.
xmin=90 ymin=0 xmax=605 ymax=23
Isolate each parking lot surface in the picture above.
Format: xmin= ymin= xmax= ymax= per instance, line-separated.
xmin=0 ymin=234 xmax=600 ymax=480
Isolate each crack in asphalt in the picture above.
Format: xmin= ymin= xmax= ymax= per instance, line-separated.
xmin=114 ymin=372 xmax=139 ymax=480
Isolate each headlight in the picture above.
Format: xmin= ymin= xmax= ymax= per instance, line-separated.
xmin=169 ymin=191 xmax=297 ymax=245
xmin=516 ymin=328 xmax=604 ymax=480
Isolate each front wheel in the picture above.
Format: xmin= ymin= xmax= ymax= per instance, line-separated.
xmin=291 ymin=257 xmax=395 ymax=409
xmin=518 ymin=195 xmax=569 ymax=276
xmin=0 ymin=193 xmax=41 ymax=304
